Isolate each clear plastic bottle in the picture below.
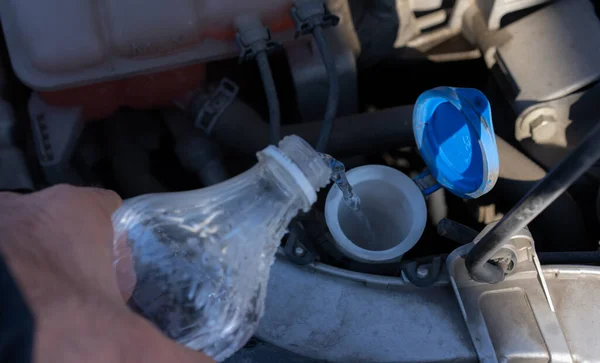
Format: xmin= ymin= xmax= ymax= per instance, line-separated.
xmin=111 ymin=136 xmax=331 ymax=361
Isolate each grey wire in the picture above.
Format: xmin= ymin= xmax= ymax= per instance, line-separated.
xmin=256 ymin=51 xmax=281 ymax=145
xmin=313 ymin=25 xmax=340 ymax=153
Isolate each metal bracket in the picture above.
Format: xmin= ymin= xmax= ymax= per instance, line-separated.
xmin=447 ymin=227 xmax=573 ymax=362
xmin=194 ymin=79 xmax=239 ymax=135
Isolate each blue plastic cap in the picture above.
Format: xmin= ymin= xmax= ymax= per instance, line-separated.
xmin=413 ymin=87 xmax=499 ymax=199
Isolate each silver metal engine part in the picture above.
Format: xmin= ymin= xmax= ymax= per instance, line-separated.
xmin=515 ymin=82 xmax=600 ymax=178
xmin=463 ymin=0 xmax=600 ymax=111
xmin=255 ymin=235 xmax=600 ymax=362
xmin=493 ymin=0 xmax=600 ymax=109
xmin=475 ymin=0 xmax=551 ymax=31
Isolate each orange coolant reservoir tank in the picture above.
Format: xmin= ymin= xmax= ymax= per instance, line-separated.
xmin=40 ymin=63 xmax=208 ymax=120
xmin=0 ymin=0 xmax=295 ymax=120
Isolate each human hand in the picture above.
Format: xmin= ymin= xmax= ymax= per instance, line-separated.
xmin=0 ymin=185 xmax=214 ymax=363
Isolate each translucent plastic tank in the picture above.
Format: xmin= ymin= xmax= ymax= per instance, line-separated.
xmin=111 ymin=136 xmax=331 ymax=361
xmin=0 ymin=0 xmax=295 ymax=90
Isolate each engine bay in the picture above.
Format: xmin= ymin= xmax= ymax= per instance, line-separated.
xmin=2 ymin=0 xmax=600 ymax=361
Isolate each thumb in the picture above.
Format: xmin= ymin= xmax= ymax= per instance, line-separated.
xmin=83 ymin=187 xmax=123 ymax=218
xmin=114 ymin=233 xmax=136 ymax=301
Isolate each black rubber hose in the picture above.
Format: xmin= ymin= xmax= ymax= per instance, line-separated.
xmin=466 ymin=122 xmax=600 ymax=284
xmin=108 ymin=113 xmax=166 ymax=198
xmin=256 ymin=51 xmax=281 ymax=145
xmin=313 ymin=26 xmax=340 ymax=152
xmin=163 ymin=110 xmax=228 ymax=187
xmin=210 ymin=101 xmax=414 ymax=155
xmin=112 ymin=147 xmax=166 ymax=198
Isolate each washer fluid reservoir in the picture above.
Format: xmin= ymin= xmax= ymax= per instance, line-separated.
xmin=325 ymin=87 xmax=500 ymax=264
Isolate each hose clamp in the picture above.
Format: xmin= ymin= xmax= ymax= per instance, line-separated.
xmin=291 ymin=1 xmax=339 ymax=38
xmin=235 ymin=21 xmax=280 ymax=63
xmin=194 ymin=79 xmax=239 ymax=135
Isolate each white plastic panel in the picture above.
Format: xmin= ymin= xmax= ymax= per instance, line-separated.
xmin=0 ymin=0 xmax=293 ymax=90
xmin=11 ymin=0 xmax=107 ymax=72
xmin=107 ymin=0 xmax=202 ymax=58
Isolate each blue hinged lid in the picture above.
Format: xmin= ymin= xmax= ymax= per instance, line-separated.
xmin=413 ymin=87 xmax=499 ymax=199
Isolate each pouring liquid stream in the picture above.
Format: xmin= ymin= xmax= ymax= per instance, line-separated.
xmin=321 ymin=154 xmax=376 ymax=244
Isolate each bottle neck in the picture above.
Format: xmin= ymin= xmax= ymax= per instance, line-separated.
xmin=258 ymin=146 xmax=316 ymax=212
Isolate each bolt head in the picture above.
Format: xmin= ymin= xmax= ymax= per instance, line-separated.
xmin=530 ymin=115 xmax=557 ymax=143
xmin=294 ymin=246 xmax=306 ymax=257
xmin=416 ymin=265 xmax=429 ymax=278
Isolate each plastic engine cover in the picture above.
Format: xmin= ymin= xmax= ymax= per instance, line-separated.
xmin=0 ymin=0 xmax=295 ymax=91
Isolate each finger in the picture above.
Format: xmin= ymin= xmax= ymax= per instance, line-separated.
xmin=114 ymin=234 xmax=136 ymax=302
xmin=31 ymin=185 xmax=125 ymax=289
xmin=36 ymin=185 xmax=122 ymax=217
xmin=82 ymin=187 xmax=123 ymax=217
